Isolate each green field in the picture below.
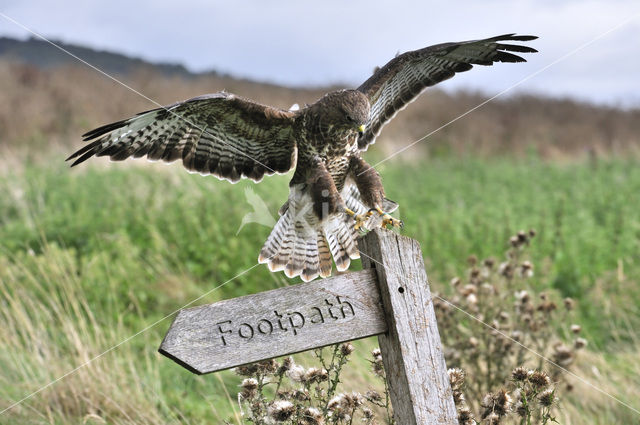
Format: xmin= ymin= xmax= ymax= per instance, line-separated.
xmin=1 ymin=156 xmax=639 ymax=424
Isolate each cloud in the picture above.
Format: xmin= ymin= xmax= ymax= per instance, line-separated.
xmin=2 ymin=0 xmax=639 ymax=106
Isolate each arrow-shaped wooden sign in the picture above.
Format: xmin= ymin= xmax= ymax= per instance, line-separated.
xmin=159 ymin=269 xmax=387 ymax=374
xmin=159 ymin=230 xmax=458 ymax=424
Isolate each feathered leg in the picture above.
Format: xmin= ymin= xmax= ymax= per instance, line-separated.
xmin=348 ymin=156 xmax=402 ymax=229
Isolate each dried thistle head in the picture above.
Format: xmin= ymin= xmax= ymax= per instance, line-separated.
xmin=257 ymin=359 xmax=279 ymax=375
xmin=365 ymin=390 xmax=382 ymax=402
xmin=563 ymin=297 xmax=575 ymax=311
xmin=339 ymin=342 xmax=355 ymax=356
xmin=240 ymin=378 xmax=258 ymax=400
xmin=300 ymin=407 xmax=324 ymax=425
xmin=528 ymin=371 xmax=551 ymax=390
xmin=481 ymin=389 xmax=511 ymax=418
xmin=511 ymin=367 xmax=529 ymax=382
xmin=552 ymin=343 xmax=575 ymax=367
xmin=570 ymin=324 xmax=582 ymax=334
xmin=458 ymin=406 xmax=475 ymax=425
xmin=286 ymin=364 xmax=306 ymax=382
xmin=303 ymin=367 xmax=328 ymax=384
xmin=235 ymin=363 xmax=259 ymax=376
xmin=277 ymin=356 xmax=294 ymax=375
xmin=268 ymin=400 xmax=295 ymax=422
xmin=574 ymin=337 xmax=587 ymax=350
xmin=448 ymin=368 xmax=465 ymax=391
xmin=483 ymin=411 xmax=502 ymax=424
xmin=538 ymin=388 xmax=557 ymax=407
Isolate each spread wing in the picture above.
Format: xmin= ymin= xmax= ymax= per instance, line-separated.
xmin=67 ymin=92 xmax=298 ymax=183
xmin=356 ymin=33 xmax=537 ymax=150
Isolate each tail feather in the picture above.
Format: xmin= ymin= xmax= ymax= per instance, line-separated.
xmin=259 ymin=182 xmax=398 ymax=281
xmin=317 ymin=230 xmax=332 ymax=278
xmin=301 ymin=238 xmax=320 ymax=282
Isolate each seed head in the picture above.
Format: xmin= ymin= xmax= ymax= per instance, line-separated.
xmin=286 ymin=364 xmax=306 ymax=382
xmin=563 ymin=297 xmax=574 ymax=310
xmin=515 ymin=290 xmax=530 ymax=303
xmin=450 ymin=276 xmax=461 ymax=287
xmin=240 ymin=378 xmax=258 ymax=399
xmin=483 ymin=412 xmax=501 ymax=424
xmin=574 ymin=337 xmax=587 ymax=350
xmin=268 ymin=400 xmax=295 ymax=422
xmin=293 ymin=389 xmax=311 ymax=402
xmin=300 ymin=407 xmax=324 ymax=425
xmin=303 ymin=367 xmax=328 ymax=383
xmin=361 ymin=407 xmax=374 ymax=420
xmin=570 ymin=324 xmax=581 ymax=334
xmin=538 ymin=388 xmax=556 ymax=407
xmin=448 ymin=368 xmax=465 ymax=390
xmin=458 ymin=407 xmax=474 ymax=425
xmin=528 ymin=370 xmax=551 ymax=389
xmin=511 ymin=367 xmax=529 ymax=382
xmin=278 ymin=356 xmax=294 ymax=375
xmin=517 ymin=230 xmax=528 ymax=244
xmin=235 ymin=364 xmax=259 ymax=376
xmin=340 ymin=342 xmax=355 ymax=356
xmin=257 ymin=359 xmax=278 ymax=374
xmin=552 ymin=343 xmax=575 ymax=367
xmin=365 ymin=390 xmax=382 ymax=402
xmin=327 ymin=393 xmax=346 ymax=411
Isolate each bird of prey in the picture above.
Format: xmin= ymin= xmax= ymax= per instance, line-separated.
xmin=68 ymin=34 xmax=537 ymax=282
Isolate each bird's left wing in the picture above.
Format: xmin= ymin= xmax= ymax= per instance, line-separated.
xmin=356 ymin=34 xmax=537 ymax=150
xmin=67 ymin=92 xmax=297 ymax=183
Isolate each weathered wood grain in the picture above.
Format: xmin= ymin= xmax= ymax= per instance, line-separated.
xmin=359 ymin=230 xmax=458 ymax=425
xmin=159 ymin=268 xmax=386 ymax=374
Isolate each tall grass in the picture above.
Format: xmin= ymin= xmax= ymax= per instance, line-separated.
xmin=1 ymin=157 xmax=639 ymax=423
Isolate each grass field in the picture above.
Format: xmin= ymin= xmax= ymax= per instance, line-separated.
xmin=1 ymin=155 xmax=639 ymax=424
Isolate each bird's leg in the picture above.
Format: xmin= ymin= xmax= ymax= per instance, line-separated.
xmin=307 ymin=161 xmax=341 ymax=220
xmin=349 ymin=156 xmax=402 ymax=230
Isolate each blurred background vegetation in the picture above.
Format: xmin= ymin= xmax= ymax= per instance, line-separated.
xmin=0 ymin=38 xmax=639 ymax=424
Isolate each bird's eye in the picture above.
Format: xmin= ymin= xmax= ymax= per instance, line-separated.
xmin=346 ymin=115 xmax=354 ymax=122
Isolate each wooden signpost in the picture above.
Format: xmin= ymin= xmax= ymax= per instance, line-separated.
xmin=160 ymin=229 xmax=458 ymax=424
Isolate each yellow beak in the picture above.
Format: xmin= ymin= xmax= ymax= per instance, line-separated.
xmin=358 ymin=124 xmax=366 ymax=133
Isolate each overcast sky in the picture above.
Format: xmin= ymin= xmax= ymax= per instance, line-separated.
xmin=2 ymin=1 xmax=639 ymax=107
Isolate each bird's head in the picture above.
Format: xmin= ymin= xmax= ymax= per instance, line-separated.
xmin=319 ymin=89 xmax=370 ymax=136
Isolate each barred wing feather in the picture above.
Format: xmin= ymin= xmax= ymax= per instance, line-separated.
xmin=67 ymin=92 xmax=298 ymax=183
xmin=357 ymin=34 xmax=537 ymax=150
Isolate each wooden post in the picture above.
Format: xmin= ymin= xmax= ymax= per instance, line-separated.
xmin=159 ymin=229 xmax=457 ymax=423
xmin=359 ymin=229 xmax=458 ymax=424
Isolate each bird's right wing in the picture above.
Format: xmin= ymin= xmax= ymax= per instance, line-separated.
xmin=357 ymin=34 xmax=537 ymax=150
xmin=67 ymin=92 xmax=298 ymax=183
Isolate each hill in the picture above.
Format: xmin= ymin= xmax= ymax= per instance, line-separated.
xmin=1 ymin=35 xmax=639 ymax=159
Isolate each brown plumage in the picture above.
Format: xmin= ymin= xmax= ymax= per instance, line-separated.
xmin=67 ymin=33 xmax=537 ymax=281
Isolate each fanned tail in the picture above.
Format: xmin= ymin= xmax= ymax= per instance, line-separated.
xmin=258 ymin=199 xmax=360 ymax=282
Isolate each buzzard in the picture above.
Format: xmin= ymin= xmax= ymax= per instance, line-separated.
xmin=68 ymin=34 xmax=537 ymax=282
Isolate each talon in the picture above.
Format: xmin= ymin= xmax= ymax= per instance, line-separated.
xmin=382 ymin=214 xmax=403 ymax=229
xmin=354 ymin=213 xmax=369 ymax=230
xmin=374 ymin=206 xmax=402 ymax=229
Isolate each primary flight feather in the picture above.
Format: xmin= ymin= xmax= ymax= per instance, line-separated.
xmin=68 ymin=33 xmax=537 ymax=282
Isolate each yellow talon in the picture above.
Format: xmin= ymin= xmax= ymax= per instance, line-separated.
xmin=382 ymin=214 xmax=404 ymax=229
xmin=345 ymin=207 xmax=357 ymax=217
xmin=374 ymin=206 xmax=403 ymax=229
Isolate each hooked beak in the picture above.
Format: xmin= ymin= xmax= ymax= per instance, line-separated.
xmin=358 ymin=124 xmax=365 ymax=136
